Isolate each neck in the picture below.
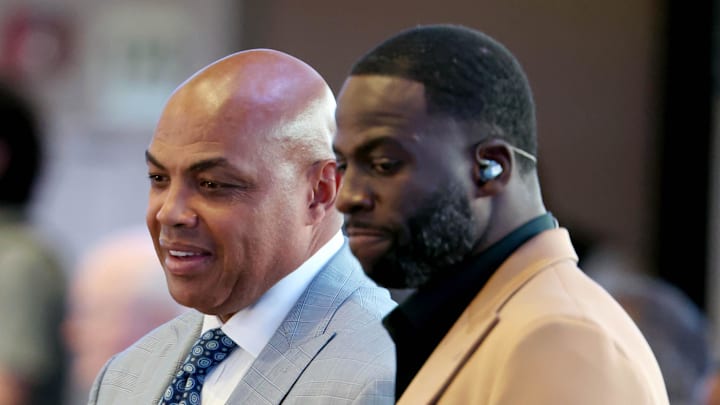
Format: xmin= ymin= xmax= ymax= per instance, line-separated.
xmin=475 ymin=173 xmax=546 ymax=254
xmin=307 ymin=213 xmax=342 ymax=257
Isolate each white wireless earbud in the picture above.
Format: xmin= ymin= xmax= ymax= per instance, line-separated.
xmin=477 ymin=158 xmax=503 ymax=182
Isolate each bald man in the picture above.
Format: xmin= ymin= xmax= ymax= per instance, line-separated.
xmin=88 ymin=50 xmax=396 ymax=404
xmin=64 ymin=226 xmax=182 ymax=403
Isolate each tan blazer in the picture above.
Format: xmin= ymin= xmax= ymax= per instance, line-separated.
xmin=398 ymin=228 xmax=669 ymax=405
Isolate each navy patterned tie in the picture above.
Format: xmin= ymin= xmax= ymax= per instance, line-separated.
xmin=159 ymin=328 xmax=237 ymax=405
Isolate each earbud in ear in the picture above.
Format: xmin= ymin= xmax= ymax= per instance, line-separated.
xmin=477 ymin=158 xmax=503 ymax=182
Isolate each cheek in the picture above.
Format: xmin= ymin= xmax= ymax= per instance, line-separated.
xmin=265 ymin=184 xmax=308 ymax=229
xmin=382 ymin=183 xmax=425 ymax=220
xmin=146 ymin=199 xmax=160 ymax=229
xmin=242 ymin=211 xmax=292 ymax=257
xmin=214 ymin=215 xmax=258 ymax=280
xmin=215 ymin=188 xmax=306 ymax=278
xmin=248 ymin=200 xmax=305 ymax=266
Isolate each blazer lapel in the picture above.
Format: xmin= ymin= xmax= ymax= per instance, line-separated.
xmin=134 ymin=311 xmax=203 ymax=402
xmin=398 ymin=228 xmax=578 ymax=404
xmin=227 ymin=243 xmax=360 ymax=403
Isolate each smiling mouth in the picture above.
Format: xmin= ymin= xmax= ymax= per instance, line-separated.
xmin=163 ymin=249 xmax=212 ymax=276
xmin=169 ymin=249 xmax=206 ymax=258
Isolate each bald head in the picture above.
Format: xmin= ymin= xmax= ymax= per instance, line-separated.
xmin=162 ymin=49 xmax=336 ymax=167
xmin=146 ymin=50 xmax=342 ymax=318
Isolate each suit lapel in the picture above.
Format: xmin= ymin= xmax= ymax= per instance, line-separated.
xmin=398 ymin=228 xmax=578 ymax=404
xmin=134 ymin=311 xmax=203 ymax=402
xmin=227 ymin=243 xmax=361 ymax=403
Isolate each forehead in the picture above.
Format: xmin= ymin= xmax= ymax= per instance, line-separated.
xmin=334 ymin=75 xmax=430 ymax=155
xmin=335 ymin=75 xmax=426 ymax=138
xmin=338 ymin=74 xmax=426 ymax=111
xmin=334 ymin=75 xmax=463 ymax=155
xmin=148 ymin=89 xmax=277 ymax=169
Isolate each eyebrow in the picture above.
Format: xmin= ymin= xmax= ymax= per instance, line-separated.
xmin=145 ymin=150 xmax=231 ymax=173
xmin=333 ymin=136 xmax=402 ymax=157
xmin=145 ymin=150 xmax=164 ymax=168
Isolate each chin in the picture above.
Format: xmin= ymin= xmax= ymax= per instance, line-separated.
xmin=167 ymin=285 xmax=200 ymax=309
xmin=362 ymin=261 xmax=409 ymax=289
xmin=356 ymin=254 xmax=383 ymax=280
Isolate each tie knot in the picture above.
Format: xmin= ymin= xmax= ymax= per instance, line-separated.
xmin=159 ymin=328 xmax=238 ymax=404
xmin=200 ymin=328 xmax=235 ymax=347
xmin=190 ymin=328 xmax=237 ymax=367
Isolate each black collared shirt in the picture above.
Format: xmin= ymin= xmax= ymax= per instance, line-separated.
xmin=383 ymin=213 xmax=557 ymax=399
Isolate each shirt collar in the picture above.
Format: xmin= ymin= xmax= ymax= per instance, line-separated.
xmin=202 ymin=230 xmax=344 ymax=357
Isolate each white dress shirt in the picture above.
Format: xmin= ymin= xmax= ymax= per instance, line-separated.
xmin=199 ymin=231 xmax=344 ymax=405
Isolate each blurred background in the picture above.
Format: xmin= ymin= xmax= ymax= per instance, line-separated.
xmin=1 ymin=0 xmax=718 ymax=402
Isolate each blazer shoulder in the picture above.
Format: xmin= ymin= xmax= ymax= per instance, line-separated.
xmin=289 ymin=273 xmax=396 ymax=404
xmin=454 ymin=315 xmax=669 ymax=404
xmin=122 ymin=310 xmax=201 ymax=355
xmin=324 ymin=243 xmax=397 ymax=325
xmin=463 ymin=258 xmax=669 ymax=404
xmin=89 ymin=311 xmax=202 ymax=403
xmin=311 ymin=242 xmax=397 ymax=323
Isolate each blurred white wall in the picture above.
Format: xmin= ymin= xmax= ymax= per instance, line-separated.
xmin=0 ymin=0 xmax=241 ymax=269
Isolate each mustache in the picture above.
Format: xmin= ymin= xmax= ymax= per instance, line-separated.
xmin=342 ymin=219 xmax=393 ymax=234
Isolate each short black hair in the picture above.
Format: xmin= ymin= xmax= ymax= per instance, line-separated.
xmin=351 ymin=24 xmax=537 ymax=172
xmin=0 ymin=83 xmax=42 ymax=207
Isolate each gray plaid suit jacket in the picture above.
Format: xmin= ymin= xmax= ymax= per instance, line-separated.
xmin=88 ymin=242 xmax=396 ymax=404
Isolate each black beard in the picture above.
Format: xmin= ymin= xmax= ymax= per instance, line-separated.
xmin=368 ymin=182 xmax=477 ymax=289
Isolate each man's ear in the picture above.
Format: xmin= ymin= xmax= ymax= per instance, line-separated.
xmin=307 ymin=159 xmax=339 ymax=224
xmin=472 ymin=140 xmax=512 ymax=197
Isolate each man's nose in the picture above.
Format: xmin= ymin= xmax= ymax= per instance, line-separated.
xmin=336 ymin=168 xmax=374 ymax=214
xmin=155 ymin=185 xmax=198 ymax=228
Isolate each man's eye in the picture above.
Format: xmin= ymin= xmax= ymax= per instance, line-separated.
xmin=148 ymin=174 xmax=168 ymax=184
xmin=200 ymin=180 xmax=222 ymax=189
xmin=371 ymin=158 xmax=402 ymax=175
